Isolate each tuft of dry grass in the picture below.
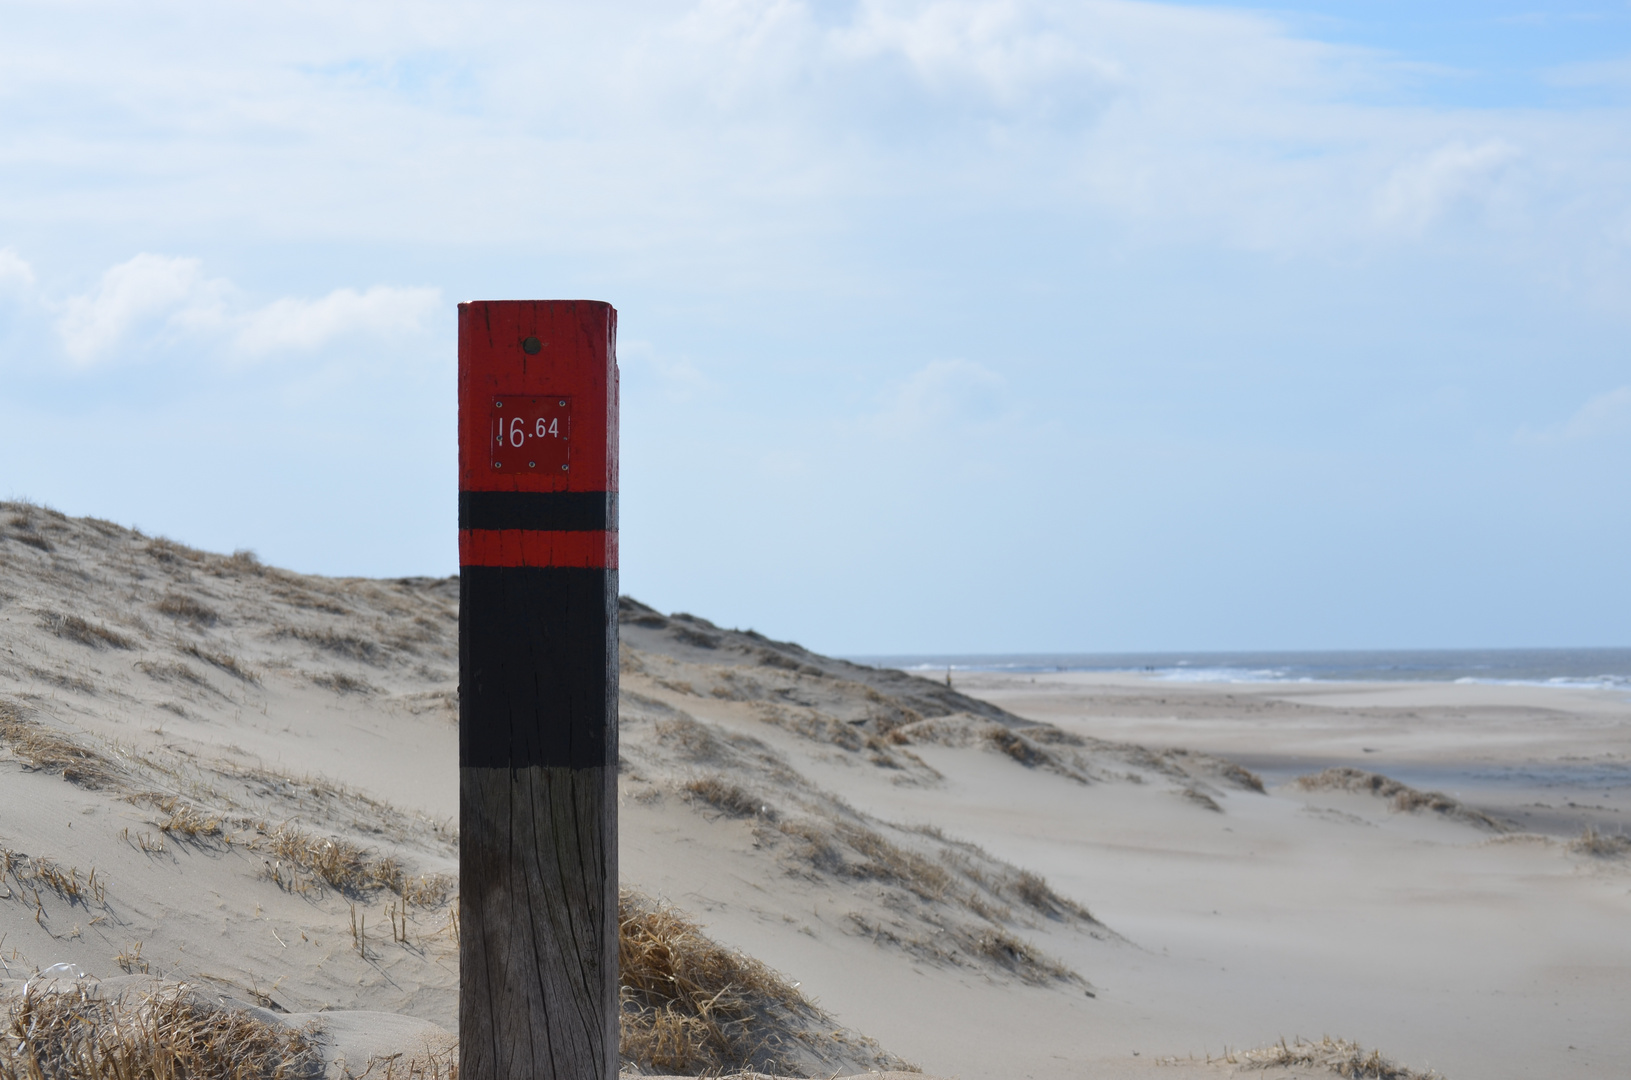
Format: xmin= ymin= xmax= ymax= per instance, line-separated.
xmin=1181 ymin=786 xmax=1223 ymax=812
xmin=310 ymin=672 xmax=375 ymax=695
xmin=268 ymin=584 xmax=351 ymax=616
xmin=157 ymin=802 xmax=228 ymax=841
xmin=274 ymin=626 xmax=380 ymax=664
xmin=682 ymin=776 xmax=765 ymax=818
xmin=1296 ymin=768 xmax=1507 ymax=831
xmin=4 ymin=509 xmax=54 ymax=551
xmin=984 ymin=728 xmax=1050 ymax=768
xmin=179 ymin=644 xmax=260 ymax=683
xmin=846 ymin=909 xmax=1077 ymax=986
xmin=1569 ymin=826 xmax=1631 ymax=857
xmin=115 ymin=942 xmax=150 ymax=975
xmin=1 ymin=844 xmax=105 ymax=912
xmin=1226 ymin=1035 xmax=1443 ymax=1079
xmin=771 ymin=816 xmax=956 ymax=901
xmin=652 ymin=715 xmax=726 ymax=760
xmin=155 ymin=592 xmax=220 ymax=625
xmin=254 ymin=823 xmax=451 ymax=905
xmin=1009 ymin=869 xmax=1094 ymax=922
xmin=0 ymin=704 xmax=122 ymax=789
xmin=960 ymin=926 xmax=1074 ymax=983
xmin=144 ymin=537 xmax=205 ymax=565
xmin=351 ymin=1042 xmax=458 ymax=1080
xmin=134 ymin=660 xmax=210 ymax=688
xmin=774 ymin=819 xmax=846 ymax=875
xmin=619 ymin=889 xmax=878 ymax=1076
xmin=6 ymin=531 xmax=52 ymax=552
xmin=832 ymin=821 xmax=951 ymax=901
xmin=35 ymin=610 xmax=135 ymax=650
xmin=0 ymin=982 xmax=319 ymax=1080
xmin=1215 ymin=760 xmax=1267 ymax=793
xmin=22 ymin=665 xmax=98 ymax=696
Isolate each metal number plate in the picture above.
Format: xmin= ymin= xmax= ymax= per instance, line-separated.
xmin=491 ymin=395 xmax=571 ymax=474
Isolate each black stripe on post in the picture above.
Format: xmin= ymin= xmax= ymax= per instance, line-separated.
xmin=459 ymin=490 xmax=618 ymax=532
xmin=459 ymin=565 xmax=618 ymax=770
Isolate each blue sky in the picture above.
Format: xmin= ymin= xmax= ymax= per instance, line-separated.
xmin=2 ymin=0 xmax=1629 ymax=654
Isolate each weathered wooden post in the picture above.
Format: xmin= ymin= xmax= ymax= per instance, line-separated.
xmin=458 ymin=300 xmax=619 ymax=1080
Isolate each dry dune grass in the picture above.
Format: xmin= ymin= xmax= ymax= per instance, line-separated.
xmin=767 ymin=814 xmax=966 ymax=905
xmin=311 ymin=672 xmax=376 ymax=695
xmin=258 ymin=823 xmax=452 ymax=906
xmin=1181 ymin=786 xmax=1222 ymax=812
xmin=0 ymin=704 xmax=122 ymax=790
xmin=1225 ymin=1035 xmax=1443 ymax=1079
xmin=827 ymin=821 xmax=950 ymax=901
xmin=274 ymin=626 xmax=382 ymax=665
xmin=624 ymin=687 xmax=1098 ymax=985
xmin=4 ymin=696 xmax=452 ymax=912
xmin=1569 ymin=826 xmax=1631 ymax=857
xmin=1295 ymin=768 xmax=1507 ymax=831
xmin=144 ymin=536 xmax=208 ymax=565
xmin=114 ymin=780 xmax=453 ymax=907
xmin=34 ymin=611 xmax=135 ymax=651
xmin=759 ymin=812 xmax=1089 ymax=984
xmin=1009 ymin=868 xmax=1094 ymax=921
xmin=683 ymin=776 xmax=767 ymax=818
xmin=4 ymin=509 xmax=56 ymax=553
xmin=842 ymin=910 xmax=1075 ymax=986
xmin=0 ymin=983 xmax=320 ymax=1080
xmin=349 ymin=1043 xmax=458 ymax=1080
xmin=618 ymin=889 xmax=911 ymax=1077
xmin=133 ymin=660 xmax=212 ymax=690
xmin=1 ymin=844 xmax=107 ymax=911
xmin=155 ymin=592 xmax=221 ymax=625
xmin=178 ymin=644 xmax=260 ymax=683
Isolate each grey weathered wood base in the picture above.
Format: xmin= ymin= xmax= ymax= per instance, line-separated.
xmin=460 ymin=764 xmax=619 ymax=1080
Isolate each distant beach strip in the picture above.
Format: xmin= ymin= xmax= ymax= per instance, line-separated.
xmin=855 ymin=647 xmax=1631 ymax=691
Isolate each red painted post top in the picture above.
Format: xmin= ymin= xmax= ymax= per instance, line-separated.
xmin=457 ymin=300 xmax=619 ymax=569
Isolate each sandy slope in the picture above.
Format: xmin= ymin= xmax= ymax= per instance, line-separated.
xmin=3 ymin=502 xmax=1629 ymax=1079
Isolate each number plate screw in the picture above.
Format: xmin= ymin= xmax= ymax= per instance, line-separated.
xmin=522 ymin=337 xmax=541 ymax=354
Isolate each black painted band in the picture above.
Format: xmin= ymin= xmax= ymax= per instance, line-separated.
xmin=458 ymin=490 xmax=618 ymax=532
xmin=459 ymin=565 xmax=619 ymax=770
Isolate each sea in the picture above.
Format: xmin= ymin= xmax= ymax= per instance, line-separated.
xmin=851 ymin=647 xmax=1631 ymax=693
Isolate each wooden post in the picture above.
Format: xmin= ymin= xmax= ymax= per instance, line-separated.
xmin=457 ymin=301 xmax=620 ymax=1080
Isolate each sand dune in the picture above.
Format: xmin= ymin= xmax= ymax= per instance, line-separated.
xmin=3 ymin=502 xmax=1629 ymax=1078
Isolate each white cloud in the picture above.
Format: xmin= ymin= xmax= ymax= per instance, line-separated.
xmin=0 ymin=1 xmax=1625 ymax=299
xmin=1520 ymin=386 xmax=1631 ymax=443
xmin=55 ymin=254 xmax=227 ymax=365
xmin=831 ymin=0 xmax=1120 ymax=113
xmin=1375 ymin=140 xmax=1521 ymax=233
xmin=0 ymin=248 xmax=35 ymax=294
xmin=870 ymin=357 xmax=1007 ymax=437
xmin=46 ymin=252 xmax=438 ymax=368
xmin=234 ymin=285 xmax=440 ymax=355
xmin=0 ymin=0 xmax=1609 ymax=257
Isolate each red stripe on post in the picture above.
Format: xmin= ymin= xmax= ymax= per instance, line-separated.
xmin=458 ymin=529 xmax=617 ymax=569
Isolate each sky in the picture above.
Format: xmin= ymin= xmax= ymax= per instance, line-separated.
xmin=1 ymin=0 xmax=1629 ymax=655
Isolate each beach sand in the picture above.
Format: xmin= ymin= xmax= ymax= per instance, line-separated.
xmin=618 ymin=664 xmax=1631 ymax=1080
xmin=2 ymin=503 xmax=1628 ymax=1078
